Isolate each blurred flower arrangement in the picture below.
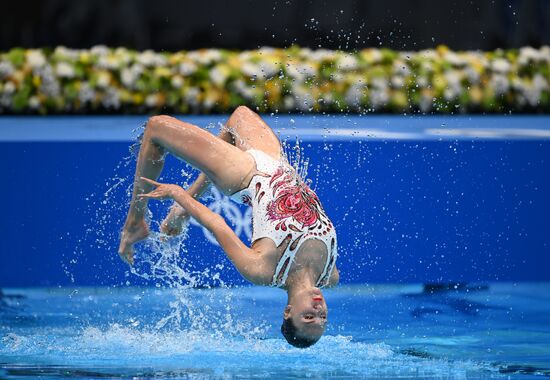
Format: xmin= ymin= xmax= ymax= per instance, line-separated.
xmin=0 ymin=45 xmax=549 ymax=114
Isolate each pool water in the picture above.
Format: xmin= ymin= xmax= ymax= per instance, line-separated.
xmin=1 ymin=283 xmax=549 ymax=379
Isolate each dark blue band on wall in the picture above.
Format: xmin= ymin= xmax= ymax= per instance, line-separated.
xmin=1 ymin=116 xmax=549 ymax=287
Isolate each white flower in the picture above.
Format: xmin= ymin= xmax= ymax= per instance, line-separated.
xmin=519 ymin=46 xmax=542 ymax=65
xmin=120 ymin=64 xmax=144 ymax=88
xmin=28 ymin=96 xmax=40 ymax=109
xmin=444 ymin=51 xmax=467 ymax=66
xmin=533 ymin=74 xmax=549 ymax=91
xmin=511 ymin=77 xmax=524 ymax=90
xmin=37 ymin=66 xmax=60 ymax=97
xmin=370 ymin=77 xmax=388 ymax=90
xmin=241 ymin=62 xmax=261 ymax=78
xmin=298 ymin=48 xmax=313 ymax=59
xmin=101 ymin=88 xmax=120 ymax=109
xmin=308 ymin=49 xmax=337 ymax=61
xmin=319 ymin=92 xmax=334 ymax=105
xmin=292 ymin=85 xmax=314 ymax=111
xmin=54 ymin=46 xmax=80 ymax=60
xmin=97 ymin=55 xmax=120 ymax=70
xmin=421 ymin=61 xmax=433 ymax=72
xmin=391 ymin=75 xmax=405 ymax=88
xmin=0 ymin=61 xmax=14 ymax=79
xmin=258 ymin=46 xmax=276 ymax=55
xmin=55 ymin=62 xmax=75 ymax=78
xmin=443 ymin=71 xmax=462 ymax=100
xmin=285 ymin=64 xmax=305 ymax=82
xmin=416 ymin=76 xmax=429 ymax=87
xmin=238 ymin=51 xmax=252 ymax=61
xmin=337 ymin=54 xmax=358 ymax=71
xmin=187 ymin=50 xmax=222 ymax=65
xmin=540 ymin=46 xmax=550 ymax=62
xmin=286 ymin=63 xmax=316 ymax=82
xmin=3 ymin=81 xmax=15 ymax=94
xmin=231 ymin=79 xmax=255 ymax=100
xmin=491 ymin=58 xmax=511 ymax=73
xmin=145 ymin=93 xmax=159 ymax=107
xmin=120 ymin=68 xmax=136 ymax=87
xmin=489 ymin=74 xmax=509 ymax=96
xmin=361 ymin=49 xmax=383 ymax=64
xmin=331 ymin=72 xmax=345 ymax=83
xmin=138 ymin=50 xmax=166 ymax=67
xmin=444 ymin=71 xmax=462 ymax=88
xmin=26 ymin=50 xmax=46 ymax=68
xmin=203 ymin=93 xmax=217 ymax=110
xmin=444 ymin=88 xmax=458 ymax=101
xmin=464 ymin=67 xmax=480 ymax=84
xmin=523 ymin=84 xmax=541 ymax=107
xmin=392 ymin=60 xmax=411 ymax=76
xmin=259 ymin=61 xmax=278 ymax=78
xmin=90 ymin=45 xmax=109 ymax=56
xmin=0 ymin=93 xmax=12 ymax=107
xmin=516 ymin=75 xmax=547 ymax=107
xmin=419 ymin=94 xmax=433 ymax=112
xmin=419 ymin=49 xmax=438 ymax=60
xmin=209 ymin=67 xmax=228 ymax=86
xmin=96 ymin=72 xmax=111 ymax=89
xmin=78 ymin=82 xmax=95 ymax=103
xmin=171 ymin=75 xmax=184 ymax=89
xmin=179 ymin=61 xmax=197 ymax=76
xmin=345 ymin=83 xmax=366 ymax=107
xmin=283 ymin=95 xmax=295 ymax=110
xmin=184 ymin=87 xmax=201 ymax=106
xmin=369 ymin=87 xmax=390 ymax=109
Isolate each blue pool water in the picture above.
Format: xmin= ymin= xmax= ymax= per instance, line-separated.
xmin=1 ymin=284 xmax=549 ymax=379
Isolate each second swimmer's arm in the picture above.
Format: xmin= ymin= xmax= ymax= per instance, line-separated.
xmin=168 ymin=173 xmax=211 ymax=212
xmin=139 ymin=177 xmax=266 ymax=284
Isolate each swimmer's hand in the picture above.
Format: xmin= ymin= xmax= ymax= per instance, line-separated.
xmin=160 ymin=204 xmax=189 ymax=237
xmin=137 ymin=177 xmax=185 ymax=200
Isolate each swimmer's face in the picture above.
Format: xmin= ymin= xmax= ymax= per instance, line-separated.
xmin=285 ymin=287 xmax=328 ymax=340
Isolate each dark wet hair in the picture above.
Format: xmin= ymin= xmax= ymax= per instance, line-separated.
xmin=281 ymin=318 xmax=320 ymax=348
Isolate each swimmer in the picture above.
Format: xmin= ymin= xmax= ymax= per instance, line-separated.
xmin=118 ymin=106 xmax=339 ymax=348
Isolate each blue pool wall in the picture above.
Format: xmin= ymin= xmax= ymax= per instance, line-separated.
xmin=0 ymin=115 xmax=549 ymax=287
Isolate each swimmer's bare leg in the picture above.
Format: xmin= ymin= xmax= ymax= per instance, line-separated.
xmin=119 ymin=115 xmax=256 ymax=264
xmin=161 ymin=106 xmax=282 ymax=236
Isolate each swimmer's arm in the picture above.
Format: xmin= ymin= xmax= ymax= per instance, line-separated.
xmin=168 ymin=173 xmax=211 ymax=214
xmin=176 ymin=195 xmax=268 ymax=284
xmin=139 ymin=177 xmax=267 ymax=283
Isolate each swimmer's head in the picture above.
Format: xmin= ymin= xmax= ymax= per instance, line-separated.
xmin=281 ymin=287 xmax=327 ymax=348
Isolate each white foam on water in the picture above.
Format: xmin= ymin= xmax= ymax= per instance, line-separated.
xmin=1 ymin=326 xmax=500 ymax=378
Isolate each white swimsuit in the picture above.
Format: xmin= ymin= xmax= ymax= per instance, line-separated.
xmin=230 ymin=149 xmax=337 ymax=288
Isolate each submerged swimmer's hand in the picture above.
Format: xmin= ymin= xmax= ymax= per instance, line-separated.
xmin=137 ymin=177 xmax=184 ymax=200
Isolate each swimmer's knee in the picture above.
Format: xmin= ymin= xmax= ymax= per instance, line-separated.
xmin=145 ymin=115 xmax=174 ymax=135
xmin=235 ymin=105 xmax=254 ymax=115
xmin=231 ymin=106 xmax=259 ymax=122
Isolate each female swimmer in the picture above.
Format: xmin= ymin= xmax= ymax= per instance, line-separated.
xmin=118 ymin=106 xmax=339 ymax=347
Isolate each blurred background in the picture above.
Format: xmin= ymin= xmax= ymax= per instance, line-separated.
xmin=1 ymin=2 xmax=550 ymax=378
xmin=2 ymin=0 xmax=550 ymax=51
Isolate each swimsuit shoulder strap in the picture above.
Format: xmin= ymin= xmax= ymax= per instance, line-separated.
xmin=271 ymin=234 xmax=338 ymax=288
xmin=271 ymin=247 xmax=297 ymax=287
xmin=315 ymin=236 xmax=338 ymax=288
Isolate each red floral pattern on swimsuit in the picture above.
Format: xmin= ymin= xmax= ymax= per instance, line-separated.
xmin=266 ymin=167 xmax=325 ymax=232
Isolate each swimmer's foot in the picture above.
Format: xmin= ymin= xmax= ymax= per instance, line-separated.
xmin=118 ymin=219 xmax=149 ymax=265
